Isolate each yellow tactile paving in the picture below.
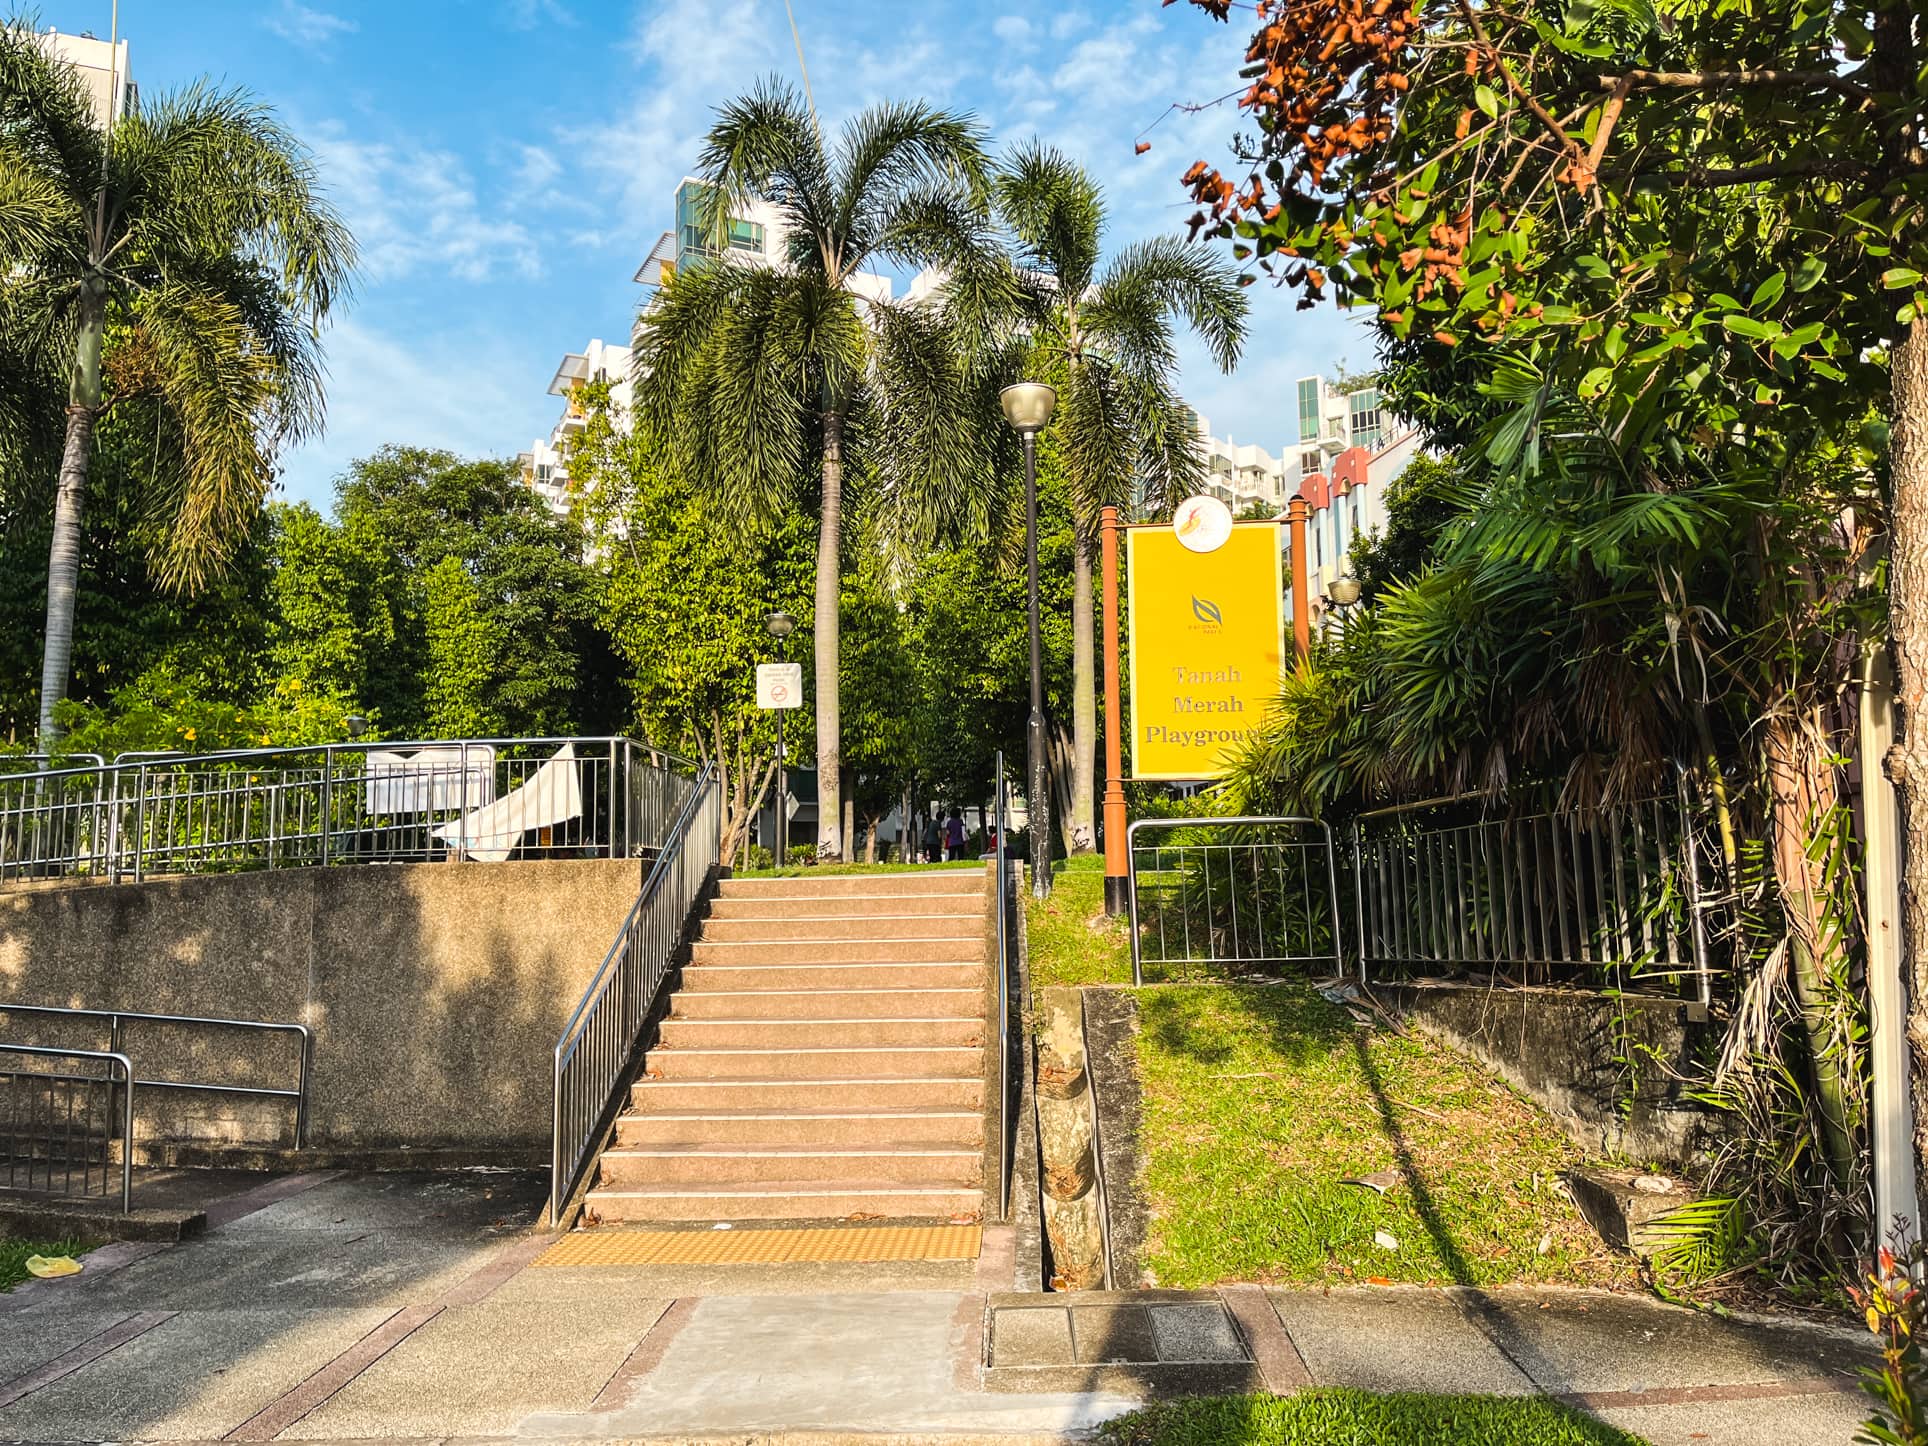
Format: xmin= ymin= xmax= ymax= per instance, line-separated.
xmin=533 ymin=1223 xmax=982 ymax=1268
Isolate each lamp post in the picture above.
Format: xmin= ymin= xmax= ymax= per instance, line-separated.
xmin=765 ymin=611 xmax=794 ymax=865
xmin=1000 ymin=381 xmax=1057 ymax=899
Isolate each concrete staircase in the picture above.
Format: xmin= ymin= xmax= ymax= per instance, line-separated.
xmin=580 ymin=869 xmax=994 ymax=1226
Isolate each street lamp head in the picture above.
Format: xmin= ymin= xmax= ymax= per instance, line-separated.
xmin=1326 ymin=573 xmax=1363 ymax=608
xmin=999 ymin=381 xmax=1057 ymax=435
xmin=343 ymin=714 xmax=368 ymax=740
xmin=764 ymin=611 xmax=795 ymax=639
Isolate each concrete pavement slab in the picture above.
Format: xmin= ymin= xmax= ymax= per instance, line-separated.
xmin=214 ymin=1171 xmax=543 ymax=1237
xmin=1070 ymin=1306 xmax=1158 ymax=1365
xmin=522 ymin=1291 xmax=1140 ymax=1437
xmin=292 ymin=1294 xmax=673 ymax=1438
xmin=0 ymin=1307 xmax=392 ymax=1442
xmin=1148 ymin=1304 xmax=1246 ymax=1363
xmin=14 ymin=1229 xmax=505 ymax=1312
xmin=1449 ymin=1287 xmax=1869 ymax=1395
xmin=0 ymin=1308 xmax=133 ymax=1384
xmin=992 ymin=1307 xmax=1075 ymax=1366
xmin=1598 ymin=1385 xmax=1868 ymax=1445
xmin=1267 ymin=1287 xmax=1536 ymax=1396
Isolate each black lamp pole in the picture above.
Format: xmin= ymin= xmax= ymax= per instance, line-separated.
xmin=1001 ymin=382 xmax=1057 ymax=900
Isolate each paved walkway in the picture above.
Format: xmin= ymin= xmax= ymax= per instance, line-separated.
xmin=0 ymin=1171 xmax=1875 ymax=1444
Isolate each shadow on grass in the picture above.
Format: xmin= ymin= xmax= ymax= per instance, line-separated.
xmin=1135 ymin=982 xmax=1478 ymax=1285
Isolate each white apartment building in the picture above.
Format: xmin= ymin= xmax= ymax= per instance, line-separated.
xmin=517 ymin=337 xmax=630 ymax=520
xmin=1189 ymin=413 xmax=1290 ymax=515
xmin=1288 ymin=373 xmax=1422 ymax=625
xmin=37 ymin=28 xmax=135 ymax=128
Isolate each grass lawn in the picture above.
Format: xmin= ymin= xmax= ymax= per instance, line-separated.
xmin=1135 ymin=984 xmax=1625 ymax=1290
xmin=0 ymin=1236 xmax=94 ymax=1292
xmin=1101 ymin=1391 xmax=1648 ymax=1446
xmin=1029 ymin=854 xmax=1133 ymax=988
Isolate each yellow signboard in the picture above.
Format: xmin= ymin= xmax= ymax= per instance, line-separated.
xmin=1126 ymin=521 xmax=1285 ymax=780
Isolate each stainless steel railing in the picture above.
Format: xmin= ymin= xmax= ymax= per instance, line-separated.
xmin=550 ymin=764 xmax=721 ymax=1224
xmin=1351 ymin=786 xmax=1715 ymax=1001
xmin=0 ymin=1005 xmax=311 ymax=1148
xmin=0 ymin=737 xmax=697 ymax=884
xmin=1127 ymin=816 xmax=1345 ymax=985
xmin=993 ymin=751 xmax=1016 ymax=1219
xmin=0 ymin=1042 xmax=134 ymax=1212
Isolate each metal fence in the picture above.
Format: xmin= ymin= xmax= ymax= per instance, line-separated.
xmin=551 ymin=765 xmax=721 ymax=1224
xmin=0 ymin=1043 xmax=134 ymax=1211
xmin=1351 ymin=787 xmax=1714 ymax=1002
xmin=1127 ymin=817 xmax=1344 ymax=985
xmin=0 ymin=1005 xmax=311 ymax=1148
xmin=0 ymin=737 xmax=697 ymax=884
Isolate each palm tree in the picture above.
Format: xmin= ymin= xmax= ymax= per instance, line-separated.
xmin=0 ymin=24 xmax=354 ymax=742
xmin=994 ymin=144 xmax=1247 ymax=849
xmin=633 ymin=80 xmax=1001 ymax=860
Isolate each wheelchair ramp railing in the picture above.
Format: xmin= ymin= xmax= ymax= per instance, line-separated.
xmin=551 ymin=765 xmax=720 ymax=1224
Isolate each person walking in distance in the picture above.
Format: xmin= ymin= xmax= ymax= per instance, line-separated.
xmin=923 ymin=813 xmax=942 ymax=866
xmin=945 ymin=810 xmax=966 ymax=862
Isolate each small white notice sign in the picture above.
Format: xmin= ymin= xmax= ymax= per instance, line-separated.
xmin=757 ymin=662 xmax=803 ymax=710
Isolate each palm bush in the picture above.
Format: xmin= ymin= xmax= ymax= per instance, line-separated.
xmin=0 ymin=24 xmax=354 ymax=740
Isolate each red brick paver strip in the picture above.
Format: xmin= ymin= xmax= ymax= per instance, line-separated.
xmin=589 ymin=1297 xmax=695 ymax=1411
xmin=1219 ymin=1285 xmax=1312 ymax=1393
xmin=1557 ymin=1375 xmax=1861 ymax=1411
xmin=224 ymin=1305 xmax=441 ymax=1441
xmin=203 ymin=1170 xmax=344 ymax=1228
xmin=437 ymin=1234 xmax=553 ymax=1306
xmin=0 ymin=1310 xmax=176 ymax=1409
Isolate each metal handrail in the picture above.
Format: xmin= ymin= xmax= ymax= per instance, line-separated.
xmin=550 ymin=763 xmax=721 ymax=1224
xmin=993 ymin=751 xmax=1013 ymax=1219
xmin=1126 ymin=815 xmax=1344 ymax=986
xmin=0 ymin=734 xmax=701 ymax=884
xmin=0 ymin=1041 xmax=134 ymax=1211
xmin=0 ymin=1005 xmax=311 ymax=1147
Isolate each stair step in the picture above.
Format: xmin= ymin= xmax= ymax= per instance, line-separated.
xmin=629 ymin=1076 xmax=985 ymax=1112
xmin=645 ymin=1044 xmax=983 ymax=1081
xmin=595 ymin=1145 xmax=983 ymax=1187
xmin=709 ymin=893 xmax=990 ymax=921
xmin=717 ymin=872 xmax=989 ymax=900
xmin=657 ymin=1017 xmax=983 ymax=1050
xmin=700 ymin=914 xmax=986 ymax=943
xmin=690 ymin=938 xmax=987 ymax=965
xmin=680 ymin=962 xmax=985 ymax=992
xmin=614 ymin=1107 xmax=981 ymax=1148
xmin=671 ymin=988 xmax=983 ymax=1021
xmin=583 ymin=1180 xmax=984 ymax=1223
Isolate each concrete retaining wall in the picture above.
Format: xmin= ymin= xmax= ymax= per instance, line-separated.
xmin=1379 ymin=981 xmax=1718 ymax=1166
xmin=0 ymin=860 xmax=642 ymax=1151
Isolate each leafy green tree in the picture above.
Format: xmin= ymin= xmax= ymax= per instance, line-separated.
xmin=992 ymin=143 xmax=1247 ymax=851
xmin=420 ymin=555 xmax=496 ymax=738
xmin=0 ymin=24 xmax=354 ymax=739
xmin=632 ymin=80 xmax=1002 ymax=859
xmin=1347 ymin=452 xmax=1467 ymax=602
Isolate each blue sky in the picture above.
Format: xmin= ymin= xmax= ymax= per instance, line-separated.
xmin=46 ymin=0 xmax=1370 ymax=510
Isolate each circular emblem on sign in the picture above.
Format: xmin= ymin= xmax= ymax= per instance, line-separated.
xmin=1172 ymin=494 xmax=1234 ymax=554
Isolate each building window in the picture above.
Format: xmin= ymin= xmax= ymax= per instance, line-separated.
xmin=1348 ymin=388 xmax=1383 ymax=451
xmin=675 ymin=180 xmax=765 ymax=264
xmin=1297 ymin=378 xmax=1321 ymax=444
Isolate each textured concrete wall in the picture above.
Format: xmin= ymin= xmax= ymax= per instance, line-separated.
xmin=1380 ymin=982 xmax=1717 ymax=1166
xmin=0 ymin=860 xmax=642 ymax=1150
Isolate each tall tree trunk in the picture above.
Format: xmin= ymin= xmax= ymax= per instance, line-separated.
xmin=38 ymin=288 xmax=105 ymax=744
xmin=1873 ymin=0 xmax=1928 ymax=1224
xmin=1888 ymin=316 xmax=1928 ymax=1204
xmin=815 ymin=405 xmax=844 ymax=860
xmin=1765 ymin=710 xmax=1860 ymax=1187
xmin=1070 ymin=522 xmax=1098 ymax=853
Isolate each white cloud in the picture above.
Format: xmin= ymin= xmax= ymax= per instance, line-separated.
xmin=264 ymin=1 xmax=357 ymax=50
xmin=311 ymin=127 xmax=542 ymax=284
xmin=991 ymin=15 xmax=1034 ymax=46
xmin=502 ymin=0 xmax=578 ymax=27
xmin=277 ymin=320 xmax=553 ymax=508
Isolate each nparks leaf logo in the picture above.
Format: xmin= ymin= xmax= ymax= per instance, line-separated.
xmin=1190 ymin=596 xmax=1223 ymax=626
